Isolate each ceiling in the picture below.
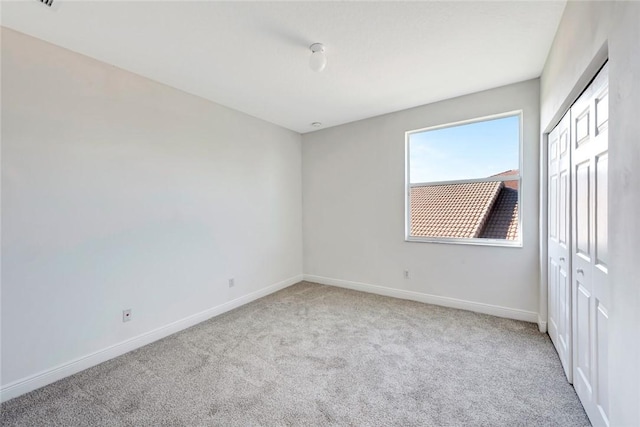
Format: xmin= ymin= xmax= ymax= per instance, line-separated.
xmin=1 ymin=1 xmax=566 ymax=134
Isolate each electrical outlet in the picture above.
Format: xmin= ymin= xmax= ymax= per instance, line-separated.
xmin=122 ymin=309 xmax=132 ymax=322
xmin=228 ymin=278 xmax=235 ymax=288
xmin=404 ymin=270 xmax=410 ymax=279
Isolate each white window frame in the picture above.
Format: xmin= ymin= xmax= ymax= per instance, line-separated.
xmin=404 ymin=110 xmax=524 ymax=247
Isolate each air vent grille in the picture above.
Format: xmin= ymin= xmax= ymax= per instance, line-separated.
xmin=39 ymin=0 xmax=54 ymax=6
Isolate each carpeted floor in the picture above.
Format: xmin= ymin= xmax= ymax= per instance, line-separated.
xmin=1 ymin=281 xmax=590 ymax=426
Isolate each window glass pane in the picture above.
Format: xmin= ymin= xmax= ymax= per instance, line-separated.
xmin=409 ymin=115 xmax=519 ymax=183
xmin=407 ymin=114 xmax=521 ymax=244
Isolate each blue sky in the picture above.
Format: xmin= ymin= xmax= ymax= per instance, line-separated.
xmin=409 ymin=115 xmax=520 ymax=183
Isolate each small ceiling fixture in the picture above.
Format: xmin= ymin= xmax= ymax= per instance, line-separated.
xmin=311 ymin=122 xmax=322 ymax=128
xmin=309 ymin=43 xmax=327 ymax=72
xmin=37 ymin=0 xmax=54 ymax=6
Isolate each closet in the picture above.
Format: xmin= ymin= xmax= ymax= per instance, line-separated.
xmin=547 ymin=62 xmax=609 ymax=427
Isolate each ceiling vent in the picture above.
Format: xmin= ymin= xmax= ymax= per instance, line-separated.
xmin=38 ymin=0 xmax=54 ymax=7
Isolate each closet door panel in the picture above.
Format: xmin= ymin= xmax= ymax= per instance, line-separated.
xmin=595 ymin=154 xmax=608 ymax=267
xmin=558 ymin=266 xmax=570 ymax=355
xmin=559 ymin=169 xmax=569 ymax=246
xmin=571 ymin=62 xmax=609 ymax=427
xmin=575 ymin=161 xmax=591 ymax=260
xmin=547 ymin=112 xmax=571 ymax=381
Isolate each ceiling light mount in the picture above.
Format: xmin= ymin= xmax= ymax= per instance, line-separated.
xmin=309 ymin=43 xmax=327 ymax=72
xmin=311 ymin=122 xmax=322 ymax=128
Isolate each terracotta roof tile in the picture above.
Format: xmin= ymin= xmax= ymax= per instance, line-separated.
xmin=410 ymin=178 xmax=519 ymax=241
xmin=480 ymin=187 xmax=519 ymax=240
xmin=410 ymin=181 xmax=502 ymax=238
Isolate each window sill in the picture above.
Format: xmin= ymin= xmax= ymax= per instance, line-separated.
xmin=405 ymin=236 xmax=523 ymax=248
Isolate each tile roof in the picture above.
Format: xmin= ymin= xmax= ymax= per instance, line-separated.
xmin=490 ymin=170 xmax=519 ymax=190
xmin=480 ymin=187 xmax=519 ymax=240
xmin=410 ymin=177 xmax=519 ymax=241
xmin=410 ymin=181 xmax=502 ymax=238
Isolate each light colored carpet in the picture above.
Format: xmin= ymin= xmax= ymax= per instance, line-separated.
xmin=1 ymin=281 xmax=590 ymax=426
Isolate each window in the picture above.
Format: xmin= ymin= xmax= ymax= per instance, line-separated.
xmin=405 ymin=112 xmax=522 ymax=246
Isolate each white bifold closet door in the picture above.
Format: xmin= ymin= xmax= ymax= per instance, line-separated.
xmin=571 ymin=62 xmax=609 ymax=427
xmin=548 ymin=111 xmax=572 ymax=382
xmin=548 ymin=62 xmax=609 ymax=427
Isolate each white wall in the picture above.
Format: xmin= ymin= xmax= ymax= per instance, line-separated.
xmin=1 ymin=28 xmax=303 ymax=396
xmin=540 ymin=2 xmax=640 ymax=425
xmin=302 ymin=80 xmax=540 ymax=320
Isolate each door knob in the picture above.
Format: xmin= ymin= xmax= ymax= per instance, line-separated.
xmin=560 ymin=257 xmax=565 ymax=261
xmin=577 ymin=268 xmax=584 ymax=275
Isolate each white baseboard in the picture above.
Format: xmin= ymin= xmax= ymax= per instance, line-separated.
xmin=0 ymin=274 xmax=303 ymax=403
xmin=538 ymin=317 xmax=548 ymax=333
xmin=304 ymin=274 xmax=538 ymax=324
